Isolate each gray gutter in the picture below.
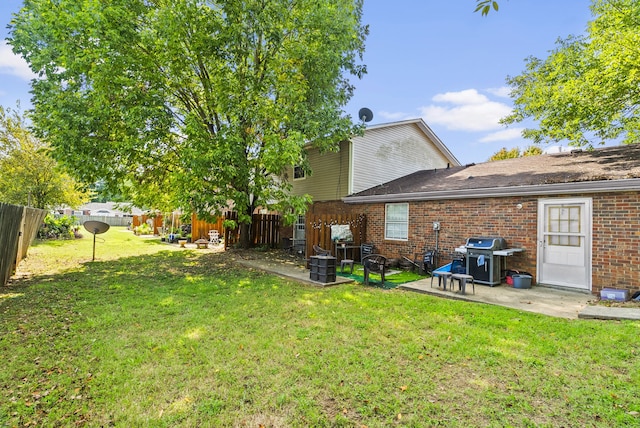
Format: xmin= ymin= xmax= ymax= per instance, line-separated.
xmin=343 ymin=178 xmax=640 ymax=204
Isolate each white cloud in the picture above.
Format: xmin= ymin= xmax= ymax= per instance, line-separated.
xmin=486 ymin=86 xmax=512 ymax=98
xmin=432 ymin=89 xmax=489 ymax=105
xmin=420 ymin=88 xmax=513 ymax=132
xmin=0 ymin=41 xmax=37 ymax=81
xmin=378 ymin=110 xmax=413 ymax=121
xmin=479 ymin=127 xmax=524 ymax=142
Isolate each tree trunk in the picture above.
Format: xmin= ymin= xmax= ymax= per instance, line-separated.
xmin=239 ymin=222 xmax=251 ymax=249
xmin=238 ymin=204 xmax=254 ymax=249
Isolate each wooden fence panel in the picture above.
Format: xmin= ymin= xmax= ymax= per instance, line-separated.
xmin=305 ymin=213 xmax=367 ymax=260
xmin=222 ymin=212 xmax=281 ymax=249
xmin=18 ymin=207 xmax=47 ymax=263
xmin=224 ymin=212 xmax=239 ymax=249
xmin=0 ymin=203 xmax=27 ymax=286
xmin=251 ymin=214 xmax=280 ymax=247
xmin=191 ymin=214 xmax=225 ymax=241
xmin=132 ymin=215 xmax=164 ymax=234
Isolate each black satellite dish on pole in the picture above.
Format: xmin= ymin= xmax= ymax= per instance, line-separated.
xmin=83 ymin=221 xmax=110 ymax=261
xmin=358 ymin=107 xmax=373 ymax=123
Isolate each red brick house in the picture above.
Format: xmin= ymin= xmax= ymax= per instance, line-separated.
xmin=282 ymin=118 xmax=460 ymax=249
xmin=342 ymin=145 xmax=640 ymax=296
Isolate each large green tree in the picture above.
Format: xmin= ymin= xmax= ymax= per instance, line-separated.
xmin=9 ymin=0 xmax=366 ymax=247
xmin=502 ymin=0 xmax=640 ymax=147
xmin=0 ymin=105 xmax=90 ymax=210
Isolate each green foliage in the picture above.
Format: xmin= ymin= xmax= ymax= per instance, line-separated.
xmin=37 ymin=213 xmax=77 ymax=239
xmin=0 ymin=105 xmax=90 ymax=209
xmin=9 ymin=0 xmax=368 ymax=247
xmin=488 ymin=147 xmax=520 ymax=161
xmin=488 ymin=145 xmax=543 ymax=161
xmin=503 ymin=0 xmax=640 ymax=147
xmin=522 ymin=145 xmax=543 ymax=157
xmin=133 ymin=222 xmax=153 ymax=235
xmin=475 ymin=0 xmax=499 ymax=16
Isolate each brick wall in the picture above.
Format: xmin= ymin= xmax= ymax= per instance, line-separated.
xmin=592 ymin=192 xmax=640 ymax=293
xmin=353 ymin=192 xmax=640 ymax=296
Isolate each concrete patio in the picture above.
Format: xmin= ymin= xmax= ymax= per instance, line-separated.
xmin=237 ymin=258 xmax=640 ymax=321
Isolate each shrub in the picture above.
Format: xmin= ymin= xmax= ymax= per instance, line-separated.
xmin=134 ymin=223 xmax=153 ymax=235
xmin=38 ymin=214 xmax=77 ymax=239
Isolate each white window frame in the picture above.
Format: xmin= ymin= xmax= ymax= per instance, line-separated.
xmin=294 ymin=214 xmax=306 ymax=241
xmin=293 ymin=165 xmax=305 ymax=180
xmin=385 ymin=203 xmax=409 ymax=241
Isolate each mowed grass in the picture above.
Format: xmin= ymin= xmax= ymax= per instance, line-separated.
xmin=1 ymin=228 xmax=639 ymax=427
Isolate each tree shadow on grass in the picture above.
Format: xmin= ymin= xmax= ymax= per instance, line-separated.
xmin=5 ymin=249 xmax=267 ymax=300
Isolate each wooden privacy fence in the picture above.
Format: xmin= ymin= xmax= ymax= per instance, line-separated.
xmin=190 ymin=214 xmax=225 ymax=241
xmin=0 ymin=202 xmax=47 ymax=286
xmin=127 ymin=211 xmax=279 ymax=249
xmin=132 ymin=215 xmax=164 ymax=234
xmin=223 ymin=212 xmax=281 ymax=249
xmin=305 ymin=213 xmax=367 ymax=260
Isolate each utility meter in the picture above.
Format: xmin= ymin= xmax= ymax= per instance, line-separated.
xmin=432 ymin=222 xmax=440 ymax=231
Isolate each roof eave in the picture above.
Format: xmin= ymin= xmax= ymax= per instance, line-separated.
xmin=343 ymin=178 xmax=640 ymax=204
xmin=413 ymin=119 xmax=461 ymax=167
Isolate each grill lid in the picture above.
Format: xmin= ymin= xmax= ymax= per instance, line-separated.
xmin=465 ymin=237 xmax=507 ymax=250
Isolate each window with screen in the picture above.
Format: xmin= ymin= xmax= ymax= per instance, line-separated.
xmin=385 ymin=203 xmax=408 ymax=240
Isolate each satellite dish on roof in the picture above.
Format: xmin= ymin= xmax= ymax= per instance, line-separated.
xmin=83 ymin=220 xmax=110 ymax=261
xmin=358 ymin=107 xmax=373 ymax=123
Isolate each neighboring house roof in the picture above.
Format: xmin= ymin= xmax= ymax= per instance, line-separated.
xmin=80 ymin=202 xmax=145 ymax=215
xmin=344 ymin=144 xmax=640 ymax=203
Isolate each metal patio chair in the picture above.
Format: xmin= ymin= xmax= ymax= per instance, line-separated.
xmin=208 ymin=229 xmax=220 ymax=245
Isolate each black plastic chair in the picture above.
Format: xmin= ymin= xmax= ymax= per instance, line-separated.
xmin=313 ymin=244 xmax=331 ymax=256
xmin=360 ymin=243 xmax=375 ymax=263
xmin=414 ymin=249 xmax=436 ymax=274
xmin=362 ymin=254 xmax=387 ymax=285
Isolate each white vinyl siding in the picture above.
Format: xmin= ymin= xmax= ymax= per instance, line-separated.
xmin=385 ymin=203 xmax=409 ymax=240
xmin=288 ymin=141 xmax=350 ymax=201
xmin=351 ymin=122 xmax=451 ymax=194
xmin=287 ymin=119 xmax=458 ymax=201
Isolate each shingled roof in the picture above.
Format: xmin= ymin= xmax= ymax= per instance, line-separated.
xmin=344 ymin=144 xmax=640 ymax=203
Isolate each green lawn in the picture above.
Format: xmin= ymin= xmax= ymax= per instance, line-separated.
xmin=336 ymin=264 xmax=426 ymax=289
xmin=1 ymin=228 xmax=639 ymax=427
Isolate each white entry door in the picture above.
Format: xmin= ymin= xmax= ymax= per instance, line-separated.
xmin=537 ymin=198 xmax=591 ymax=290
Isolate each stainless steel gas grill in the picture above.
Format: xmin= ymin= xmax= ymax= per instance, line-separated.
xmin=454 ymin=238 xmax=525 ymax=286
xmin=464 ymin=237 xmax=507 ymax=286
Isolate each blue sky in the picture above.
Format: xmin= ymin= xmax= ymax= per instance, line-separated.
xmin=1 ymin=0 xmax=594 ymax=164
